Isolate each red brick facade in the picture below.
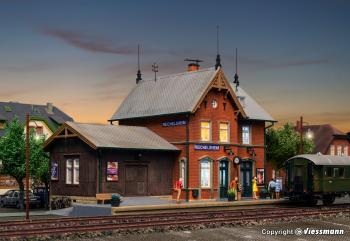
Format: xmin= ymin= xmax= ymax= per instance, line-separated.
xmin=120 ymin=87 xmax=268 ymax=200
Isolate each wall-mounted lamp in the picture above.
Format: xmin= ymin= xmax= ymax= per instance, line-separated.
xmin=247 ymin=147 xmax=256 ymax=157
xmin=224 ymin=146 xmax=234 ymax=156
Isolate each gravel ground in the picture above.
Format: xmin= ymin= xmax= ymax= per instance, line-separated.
xmin=30 ymin=213 xmax=349 ymax=241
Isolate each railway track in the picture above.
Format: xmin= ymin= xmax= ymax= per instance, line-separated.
xmin=0 ymin=205 xmax=349 ymax=238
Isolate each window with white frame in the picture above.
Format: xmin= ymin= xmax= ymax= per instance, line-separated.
xmin=219 ymin=122 xmax=229 ymax=143
xmin=344 ymin=146 xmax=348 ymax=156
xmin=242 ymin=125 xmax=251 ymax=145
xmin=337 ymin=145 xmax=342 ymax=156
xmin=200 ymin=160 xmax=211 ymax=188
xmin=200 ymin=121 xmax=211 ymax=141
xmin=330 ymin=145 xmax=335 ymax=155
xmin=180 ymin=159 xmax=186 ymax=186
xmin=66 ymin=157 xmax=79 ymax=184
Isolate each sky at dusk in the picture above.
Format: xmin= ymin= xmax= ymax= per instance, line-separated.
xmin=0 ymin=0 xmax=349 ymax=131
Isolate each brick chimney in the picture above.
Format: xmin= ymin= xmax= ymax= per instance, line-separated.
xmin=185 ymin=59 xmax=203 ymax=72
xmin=46 ymin=102 xmax=53 ymax=114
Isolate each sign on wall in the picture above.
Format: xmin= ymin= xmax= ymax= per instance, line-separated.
xmin=51 ymin=161 xmax=58 ymax=181
xmin=194 ymin=144 xmax=220 ymax=151
xmin=256 ymin=168 xmax=265 ymax=185
xmin=107 ymin=161 xmax=118 ymax=181
xmin=162 ymin=120 xmax=187 ymax=127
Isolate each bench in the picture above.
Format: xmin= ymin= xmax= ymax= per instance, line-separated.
xmin=96 ymin=193 xmax=112 ymax=204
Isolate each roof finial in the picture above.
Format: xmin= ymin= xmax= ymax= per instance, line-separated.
xmin=233 ymin=48 xmax=239 ymax=91
xmin=136 ymin=44 xmax=142 ymax=84
xmin=215 ymin=25 xmax=221 ymax=70
xmin=152 ymin=63 xmax=158 ymax=82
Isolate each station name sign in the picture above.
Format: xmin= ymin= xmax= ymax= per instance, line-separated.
xmin=162 ymin=120 xmax=187 ymax=127
xmin=194 ymin=144 xmax=220 ymax=151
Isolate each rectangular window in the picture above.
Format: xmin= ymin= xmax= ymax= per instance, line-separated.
xmin=337 ymin=145 xmax=342 ymax=156
xmin=344 ymin=146 xmax=348 ymax=156
xmin=333 ymin=167 xmax=339 ymax=177
xmin=66 ymin=159 xmax=73 ymax=184
xmin=66 ymin=158 xmax=79 ymax=184
xmin=330 ymin=145 xmax=335 ymax=155
xmin=325 ymin=167 xmax=332 ymax=177
xmin=73 ymin=159 xmax=79 ymax=184
xmin=339 ymin=167 xmax=345 ymax=178
xmin=242 ymin=125 xmax=250 ymax=145
xmin=219 ymin=122 xmax=229 ymax=143
xmin=200 ymin=160 xmax=211 ymax=188
xmin=0 ymin=121 xmax=5 ymax=130
xmin=200 ymin=121 xmax=211 ymax=141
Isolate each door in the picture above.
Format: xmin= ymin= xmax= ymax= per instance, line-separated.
xmin=240 ymin=160 xmax=253 ymax=197
xmin=219 ymin=160 xmax=229 ymax=198
xmin=125 ymin=165 xmax=148 ymax=196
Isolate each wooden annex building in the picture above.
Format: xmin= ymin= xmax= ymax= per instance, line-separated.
xmin=45 ymin=63 xmax=275 ymax=201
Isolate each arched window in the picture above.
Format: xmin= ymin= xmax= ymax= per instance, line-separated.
xmin=200 ymin=159 xmax=211 ymax=188
xmin=179 ymin=159 xmax=186 ymax=186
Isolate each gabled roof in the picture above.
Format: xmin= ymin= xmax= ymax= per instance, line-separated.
xmin=44 ymin=122 xmax=178 ymax=151
xmin=110 ymin=67 xmax=273 ymax=122
xmin=111 ymin=67 xmax=219 ymax=120
xmin=0 ymin=102 xmax=73 ymax=137
xmin=287 ymin=154 xmax=350 ymax=166
xmin=233 ymin=86 xmax=275 ymax=122
xmin=302 ymin=124 xmax=348 ymax=154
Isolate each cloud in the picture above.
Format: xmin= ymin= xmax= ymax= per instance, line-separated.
xmin=40 ymin=28 xmax=138 ymax=55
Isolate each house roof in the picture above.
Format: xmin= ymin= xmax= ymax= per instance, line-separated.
xmin=46 ymin=122 xmax=179 ymax=151
xmin=302 ymin=124 xmax=348 ymax=154
xmin=233 ymin=86 xmax=275 ymax=122
xmin=287 ymin=154 xmax=350 ymax=166
xmin=0 ymin=102 xmax=73 ymax=137
xmin=110 ymin=67 xmax=274 ymax=122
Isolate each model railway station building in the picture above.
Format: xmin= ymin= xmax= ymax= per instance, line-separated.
xmin=45 ymin=64 xmax=275 ymax=201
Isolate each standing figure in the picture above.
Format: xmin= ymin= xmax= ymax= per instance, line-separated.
xmin=268 ymin=179 xmax=276 ymax=199
xmin=275 ymin=179 xmax=281 ymax=199
xmin=174 ymin=178 xmax=183 ymax=204
xmin=252 ymin=176 xmax=258 ymax=200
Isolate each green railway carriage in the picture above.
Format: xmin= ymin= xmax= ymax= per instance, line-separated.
xmin=285 ymin=154 xmax=350 ymax=205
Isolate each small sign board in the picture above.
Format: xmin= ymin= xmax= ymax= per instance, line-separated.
xmin=194 ymin=144 xmax=220 ymax=151
xmin=107 ymin=161 xmax=118 ymax=181
xmin=162 ymin=120 xmax=187 ymax=127
xmin=51 ymin=161 xmax=58 ymax=181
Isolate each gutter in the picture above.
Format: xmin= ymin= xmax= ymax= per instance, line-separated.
xmin=264 ymin=120 xmax=275 ymax=185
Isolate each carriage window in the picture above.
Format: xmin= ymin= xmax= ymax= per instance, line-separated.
xmin=338 ymin=168 xmax=345 ymax=178
xmin=325 ymin=167 xmax=332 ymax=177
xmin=333 ymin=168 xmax=339 ymax=177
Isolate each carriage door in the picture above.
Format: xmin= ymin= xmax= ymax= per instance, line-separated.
xmin=240 ymin=160 xmax=253 ymax=197
xmin=219 ymin=160 xmax=229 ymax=199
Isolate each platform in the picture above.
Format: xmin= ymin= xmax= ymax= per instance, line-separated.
xmin=111 ymin=197 xmax=288 ymax=215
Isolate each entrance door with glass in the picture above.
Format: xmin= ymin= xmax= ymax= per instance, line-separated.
xmin=240 ymin=160 xmax=253 ymax=197
xmin=219 ymin=160 xmax=229 ymax=198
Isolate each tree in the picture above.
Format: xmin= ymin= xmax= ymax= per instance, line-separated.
xmin=266 ymin=123 xmax=314 ymax=169
xmin=0 ymin=118 xmax=49 ymax=209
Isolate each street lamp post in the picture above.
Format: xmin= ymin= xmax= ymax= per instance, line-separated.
xmin=25 ymin=113 xmax=30 ymax=221
xmin=298 ymin=116 xmax=313 ymax=154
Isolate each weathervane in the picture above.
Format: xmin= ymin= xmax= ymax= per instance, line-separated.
xmin=136 ymin=44 xmax=142 ymax=84
xmin=215 ymin=25 xmax=221 ymax=70
xmin=152 ymin=63 xmax=158 ymax=82
xmin=233 ymin=48 xmax=239 ymax=91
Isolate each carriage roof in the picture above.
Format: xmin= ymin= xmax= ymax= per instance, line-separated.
xmin=286 ymin=154 xmax=350 ymax=166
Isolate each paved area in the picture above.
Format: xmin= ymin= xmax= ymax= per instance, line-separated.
xmin=72 ymin=216 xmax=350 ymax=241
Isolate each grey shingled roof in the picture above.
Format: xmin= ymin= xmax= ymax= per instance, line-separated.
xmin=0 ymin=102 xmax=73 ymax=137
xmin=110 ymin=67 xmax=274 ymax=122
xmin=66 ymin=122 xmax=178 ymax=151
xmin=110 ymin=67 xmax=218 ymax=120
xmin=287 ymin=154 xmax=350 ymax=166
xmin=233 ymin=86 xmax=275 ymax=122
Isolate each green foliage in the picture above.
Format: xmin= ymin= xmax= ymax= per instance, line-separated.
xmin=0 ymin=118 xmax=49 ymax=208
xmin=266 ymin=123 xmax=314 ymax=169
xmin=227 ymin=188 xmax=236 ymax=197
